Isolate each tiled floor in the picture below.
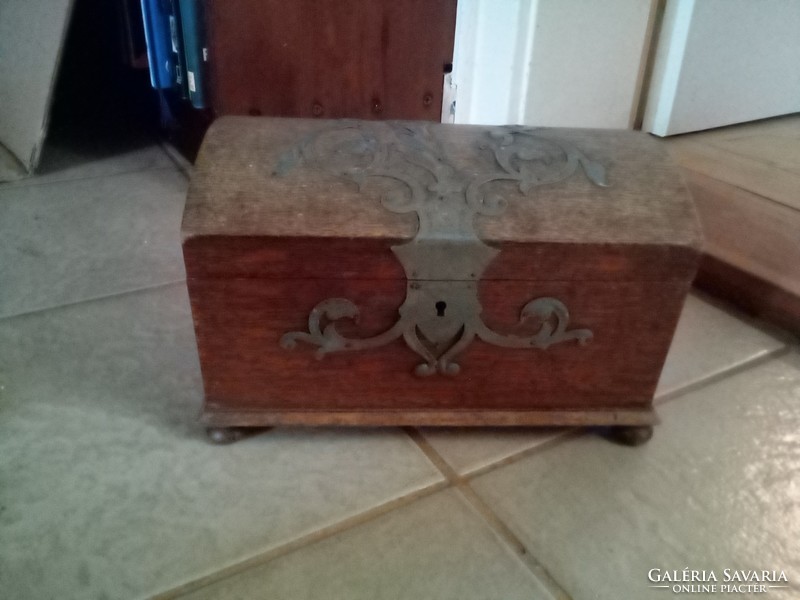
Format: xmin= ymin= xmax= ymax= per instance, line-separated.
xmin=1 ymin=140 xmax=798 ymax=600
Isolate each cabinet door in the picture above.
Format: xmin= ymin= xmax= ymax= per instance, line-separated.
xmin=206 ymin=0 xmax=457 ymax=121
xmin=644 ymin=0 xmax=800 ymax=136
xmin=450 ymin=0 xmax=655 ymax=128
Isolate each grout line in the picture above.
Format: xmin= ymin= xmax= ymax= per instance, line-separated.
xmin=654 ymin=345 xmax=792 ymax=407
xmin=455 ymin=485 xmax=573 ymax=600
xmin=403 ymin=427 xmax=460 ymax=479
xmin=0 ymin=279 xmax=187 ymax=322
xmin=150 ymin=479 xmax=450 ymax=600
xmin=0 ymin=164 xmax=181 ymax=192
xmin=460 ymin=428 xmax=584 ymax=480
xmin=404 ymin=428 xmax=573 ymax=600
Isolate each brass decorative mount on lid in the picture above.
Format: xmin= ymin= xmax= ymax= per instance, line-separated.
xmin=277 ymin=122 xmax=609 ymax=376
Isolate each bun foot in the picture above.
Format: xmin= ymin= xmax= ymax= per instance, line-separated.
xmin=598 ymin=425 xmax=654 ymax=447
xmin=206 ymin=427 xmax=244 ymax=445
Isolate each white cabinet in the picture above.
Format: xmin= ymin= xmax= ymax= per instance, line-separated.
xmin=643 ymin=0 xmax=800 ymax=136
xmin=451 ymin=0 xmax=655 ymax=128
xmin=451 ymin=0 xmax=800 ymax=135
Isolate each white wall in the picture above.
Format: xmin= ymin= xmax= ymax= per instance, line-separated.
xmin=451 ymin=0 xmax=654 ymax=128
xmin=643 ymin=0 xmax=800 ymax=136
xmin=0 ymin=0 xmax=75 ymax=173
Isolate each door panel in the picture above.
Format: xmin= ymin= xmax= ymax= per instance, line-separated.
xmin=206 ymin=0 xmax=457 ymax=121
xmin=644 ymin=0 xmax=800 ymax=136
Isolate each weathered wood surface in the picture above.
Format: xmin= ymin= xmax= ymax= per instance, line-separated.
xmin=668 ymin=115 xmax=800 ymax=334
xmin=206 ymin=0 xmax=456 ymax=121
xmin=183 ymin=117 xmax=703 ymax=248
xmin=685 ymin=170 xmax=800 ymax=298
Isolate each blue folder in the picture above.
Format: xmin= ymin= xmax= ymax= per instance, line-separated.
xmin=179 ymin=0 xmax=209 ymax=108
xmin=140 ymin=0 xmax=175 ymax=89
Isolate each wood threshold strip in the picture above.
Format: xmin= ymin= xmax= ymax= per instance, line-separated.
xmin=696 ymin=256 xmax=800 ymax=335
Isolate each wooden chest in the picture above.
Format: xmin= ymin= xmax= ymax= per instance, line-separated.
xmin=182 ymin=116 xmax=702 ymax=441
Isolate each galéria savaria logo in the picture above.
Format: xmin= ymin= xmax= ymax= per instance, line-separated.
xmin=648 ymin=568 xmax=791 ymax=594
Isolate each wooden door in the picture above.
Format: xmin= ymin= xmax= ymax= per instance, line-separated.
xmin=206 ymin=0 xmax=457 ymax=121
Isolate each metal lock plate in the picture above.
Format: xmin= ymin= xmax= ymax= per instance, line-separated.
xmin=278 ymin=122 xmax=608 ymax=376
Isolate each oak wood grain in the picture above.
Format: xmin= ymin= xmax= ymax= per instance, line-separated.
xmin=183 ymin=237 xmax=699 ymax=282
xmin=206 ymin=0 xmax=456 ymax=121
xmin=188 ymin=277 xmax=690 ymax=414
xmin=200 ymin=408 xmax=657 ymax=427
xmin=685 ymin=170 xmax=800 ymax=297
xmin=696 ymin=255 xmax=800 ymax=335
xmin=667 ymin=116 xmax=800 ymax=333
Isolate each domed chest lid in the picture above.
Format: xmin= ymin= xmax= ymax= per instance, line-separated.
xmin=183 ymin=117 xmax=701 ymax=283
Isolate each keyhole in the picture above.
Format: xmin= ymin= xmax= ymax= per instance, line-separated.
xmin=435 ymin=301 xmax=447 ymax=317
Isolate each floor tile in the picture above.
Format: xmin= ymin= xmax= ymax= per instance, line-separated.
xmin=161 ymin=141 xmax=194 ymax=175
xmin=471 ymin=354 xmax=800 ymax=600
xmin=418 ymin=427 xmax=565 ymax=476
xmin=418 ymin=292 xmax=786 ymax=477
xmin=0 ymin=168 xmax=187 ymax=317
xmin=656 ymin=293 xmax=787 ymax=397
xmin=0 ymin=142 xmax=26 ymax=182
xmin=178 ymin=489 xmax=554 ymax=600
xmin=0 ymin=285 xmax=443 ymax=600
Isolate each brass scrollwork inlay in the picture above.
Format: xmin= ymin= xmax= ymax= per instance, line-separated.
xmin=277 ymin=123 xmax=607 ymax=376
